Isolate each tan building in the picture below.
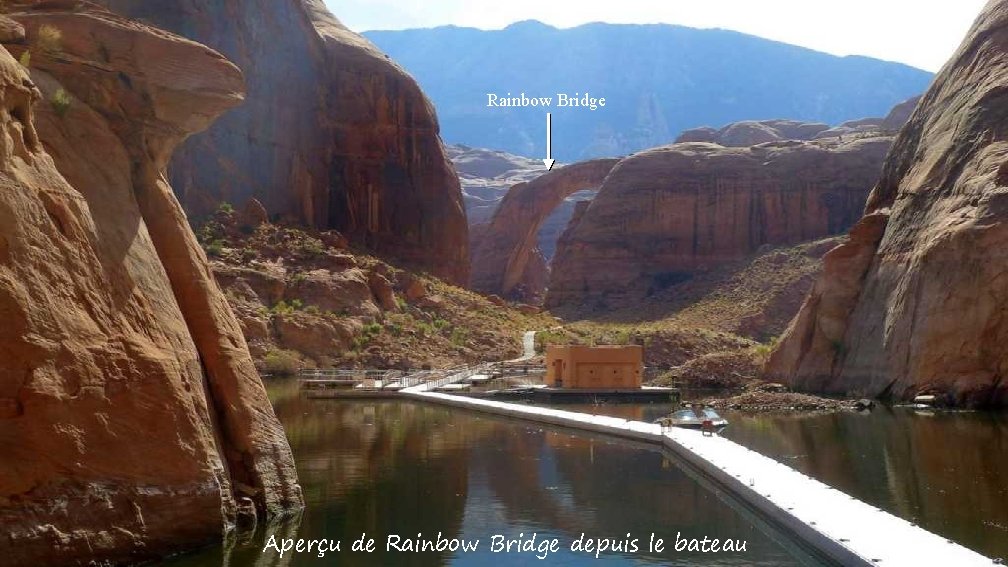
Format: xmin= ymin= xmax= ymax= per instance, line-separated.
xmin=545 ymin=345 xmax=643 ymax=389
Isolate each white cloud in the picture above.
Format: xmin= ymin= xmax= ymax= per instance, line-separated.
xmin=327 ymin=0 xmax=988 ymax=71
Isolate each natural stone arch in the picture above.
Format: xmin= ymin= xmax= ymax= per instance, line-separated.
xmin=470 ymin=159 xmax=620 ymax=299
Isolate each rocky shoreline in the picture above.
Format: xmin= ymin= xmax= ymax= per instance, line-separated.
xmin=692 ymin=383 xmax=871 ymax=412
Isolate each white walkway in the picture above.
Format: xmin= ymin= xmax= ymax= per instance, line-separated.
xmin=515 ymin=330 xmax=536 ymax=362
xmin=402 ymin=330 xmax=539 ymax=394
xmin=401 ymin=390 xmax=995 ymax=567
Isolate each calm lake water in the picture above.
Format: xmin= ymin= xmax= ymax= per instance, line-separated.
xmin=155 ymin=381 xmax=822 ymax=566
xmin=547 ymin=401 xmax=1008 ymax=562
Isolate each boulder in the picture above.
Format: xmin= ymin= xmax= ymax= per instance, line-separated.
xmin=0 ymin=15 xmax=25 ymax=43
xmin=486 ymin=294 xmax=507 ymax=307
xmin=97 ymin=0 xmax=470 ymax=284
xmin=766 ymin=2 xmax=1008 ymax=408
xmin=275 ymin=314 xmax=357 ymax=360
xmin=515 ymin=303 xmax=542 ymax=315
xmin=213 ymin=262 xmax=287 ymax=307
xmin=0 ymin=4 xmax=301 ymax=564
xmin=367 ymin=271 xmax=398 ymax=311
xmin=401 ymin=274 xmax=428 ymax=302
xmin=240 ymin=197 xmax=269 ymax=228
xmin=288 ymin=268 xmax=380 ymax=317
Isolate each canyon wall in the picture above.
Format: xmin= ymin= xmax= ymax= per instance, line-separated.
xmin=98 ymin=0 xmax=469 ymax=284
xmin=766 ymin=0 xmax=1008 ymax=407
xmin=546 ymin=138 xmax=892 ymax=309
xmin=0 ymin=3 xmax=301 ymax=564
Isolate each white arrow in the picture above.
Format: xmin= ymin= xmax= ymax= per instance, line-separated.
xmin=542 ymin=112 xmax=556 ymax=171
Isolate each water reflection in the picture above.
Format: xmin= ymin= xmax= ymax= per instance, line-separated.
xmin=722 ymin=407 xmax=1008 ymax=561
xmin=559 ymin=401 xmax=1008 ymax=561
xmin=155 ymin=382 xmax=809 ymax=566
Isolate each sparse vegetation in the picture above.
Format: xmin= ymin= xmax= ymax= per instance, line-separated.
xmin=50 ymin=88 xmax=72 ymax=117
xmin=262 ymin=349 xmax=301 ymax=376
xmin=753 ymin=336 xmax=781 ymax=363
xmin=36 ymin=25 xmax=63 ymax=55
xmin=192 ymin=216 xmax=557 ymax=369
xmin=449 ymin=327 xmax=468 ymax=347
xmin=18 ymin=51 xmax=31 ymax=69
xmin=352 ymin=322 xmax=384 ymax=351
xmin=534 ymin=329 xmax=569 ymax=353
xmin=205 ymin=239 xmax=225 ymax=257
xmin=270 ymin=299 xmax=304 ymax=315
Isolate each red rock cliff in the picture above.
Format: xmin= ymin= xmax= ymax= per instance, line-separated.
xmin=0 ymin=3 xmax=301 ymax=564
xmin=97 ymin=0 xmax=469 ymax=284
xmin=766 ymin=0 xmax=1008 ymax=408
xmin=546 ymin=138 xmax=892 ymax=309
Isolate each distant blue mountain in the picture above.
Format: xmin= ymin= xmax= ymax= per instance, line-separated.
xmin=364 ymin=21 xmax=932 ymax=161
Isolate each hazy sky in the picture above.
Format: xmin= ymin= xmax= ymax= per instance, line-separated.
xmin=327 ymin=0 xmax=988 ymax=72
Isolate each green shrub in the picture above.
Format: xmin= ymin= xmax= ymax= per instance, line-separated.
xmin=352 ymin=322 xmax=383 ymax=351
xmin=18 ymin=50 xmax=30 ymax=69
xmin=238 ymin=247 xmax=258 ymax=263
xmin=299 ymin=237 xmax=325 ymax=258
xmin=450 ymin=327 xmax=469 ymax=347
xmin=36 ymin=25 xmax=62 ymax=55
xmin=534 ymin=330 xmax=567 ymax=354
xmin=217 ymin=201 xmax=234 ymax=215
xmin=262 ymin=350 xmax=300 ymax=376
xmin=205 ymin=239 xmax=225 ymax=257
xmin=270 ymin=299 xmax=304 ymax=315
xmin=753 ymin=336 xmax=780 ymax=362
xmin=50 ymin=88 xmax=71 ymax=117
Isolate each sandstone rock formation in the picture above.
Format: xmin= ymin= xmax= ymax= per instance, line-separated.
xmin=675 ymin=99 xmax=921 ymax=147
xmin=97 ymin=0 xmax=469 ymax=284
xmin=879 ymin=95 xmax=922 ymax=131
xmin=766 ymin=1 xmax=1008 ymax=408
xmin=470 ymin=159 xmax=619 ymax=301
xmin=449 ymin=144 xmax=545 ymax=225
xmin=451 ymin=143 xmax=598 ymax=268
xmin=676 ymin=119 xmax=831 ymax=146
xmin=0 ymin=3 xmax=301 ymax=564
xmin=546 ymin=138 xmax=892 ymax=309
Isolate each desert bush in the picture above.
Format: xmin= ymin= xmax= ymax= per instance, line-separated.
xmin=534 ymin=330 xmax=567 ymax=354
xmin=50 ymin=88 xmax=71 ymax=117
xmin=36 ymin=25 xmax=62 ymax=55
xmin=205 ymin=239 xmax=225 ymax=257
xmin=450 ymin=327 xmax=469 ymax=347
xmin=270 ymin=299 xmax=304 ymax=315
xmin=262 ymin=350 xmax=301 ymax=376
xmin=752 ymin=336 xmax=780 ymax=363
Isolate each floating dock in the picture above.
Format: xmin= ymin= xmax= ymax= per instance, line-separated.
xmin=399 ymin=382 xmax=994 ymax=567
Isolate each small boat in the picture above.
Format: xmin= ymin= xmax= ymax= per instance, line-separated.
xmin=656 ymin=406 xmax=729 ymax=432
